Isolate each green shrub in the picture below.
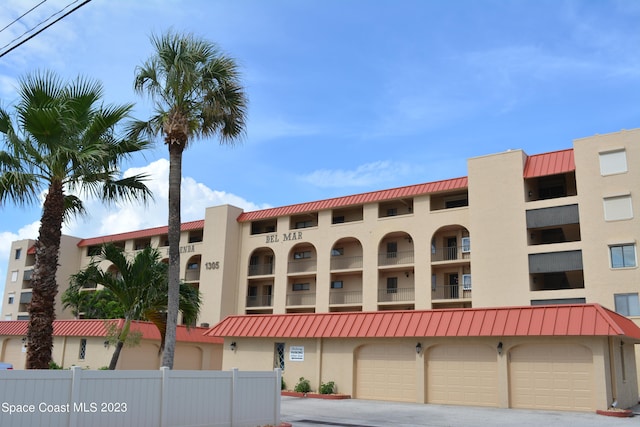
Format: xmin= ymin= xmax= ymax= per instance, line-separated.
xmin=294 ymin=377 xmax=311 ymax=393
xmin=49 ymin=361 xmax=63 ymax=370
xmin=281 ymin=377 xmax=286 ymax=390
xmin=319 ymin=381 xmax=335 ymax=394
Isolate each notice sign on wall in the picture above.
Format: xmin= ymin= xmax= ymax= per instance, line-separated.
xmin=289 ymin=346 xmax=304 ymax=361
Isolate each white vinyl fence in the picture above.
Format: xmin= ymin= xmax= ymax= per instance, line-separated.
xmin=0 ymin=367 xmax=281 ymax=427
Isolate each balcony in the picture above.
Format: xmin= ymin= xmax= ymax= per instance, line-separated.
xmin=185 ymin=269 xmax=200 ymax=282
xmin=378 ymin=251 xmax=414 ymax=267
xmin=23 ymin=269 xmax=33 ymax=281
xmin=286 ymin=292 xmax=316 ymax=306
xmin=432 ymin=284 xmax=472 ymax=301
xmin=288 ymin=259 xmax=317 ymax=274
xmin=431 ymin=246 xmax=470 ymax=263
xmin=330 ymin=256 xmax=363 ymax=271
xmin=248 ymin=263 xmax=274 ymax=276
xmin=246 ymin=295 xmax=273 ymax=308
xmin=377 ymin=287 xmax=414 ymax=303
xmin=329 ymin=290 xmax=362 ymax=305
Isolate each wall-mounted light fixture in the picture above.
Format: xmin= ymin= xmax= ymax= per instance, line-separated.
xmin=230 ymin=341 xmax=237 ymax=351
xmin=415 ymin=343 xmax=422 ymax=354
xmin=497 ymin=341 xmax=503 ymax=356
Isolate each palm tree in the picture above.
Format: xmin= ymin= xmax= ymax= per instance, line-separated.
xmin=0 ymin=71 xmax=152 ymax=369
xmin=69 ymin=243 xmax=202 ymax=370
xmin=131 ymin=30 xmax=247 ymax=368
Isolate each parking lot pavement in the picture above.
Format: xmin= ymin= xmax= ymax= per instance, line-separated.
xmin=280 ymin=397 xmax=639 ymax=427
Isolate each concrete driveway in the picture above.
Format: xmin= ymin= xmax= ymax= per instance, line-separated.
xmin=280 ymin=397 xmax=639 ymax=427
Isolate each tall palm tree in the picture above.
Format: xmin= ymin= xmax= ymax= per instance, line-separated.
xmin=0 ymin=71 xmax=152 ymax=369
xmin=131 ymin=30 xmax=247 ymax=368
xmin=69 ymin=243 xmax=202 ymax=369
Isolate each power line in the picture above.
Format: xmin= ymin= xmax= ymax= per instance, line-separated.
xmin=0 ymin=0 xmax=93 ymax=59
xmin=0 ymin=0 xmax=48 ymax=35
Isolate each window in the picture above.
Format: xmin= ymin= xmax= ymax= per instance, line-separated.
xmin=331 ymin=248 xmax=344 ymax=256
xmin=87 ymin=246 xmax=101 ymax=256
xmin=614 ymin=293 xmax=640 ymax=316
xmin=11 ymin=271 xmax=18 ymax=282
xmin=187 ymin=262 xmax=199 ymax=270
xmin=386 ymin=242 xmax=397 ymax=258
xmin=431 ymin=274 xmax=436 ymax=291
xmin=603 ymin=195 xmax=633 ymax=221
xmin=294 ymin=251 xmax=312 ymax=260
xmin=330 ymin=281 xmax=343 ymax=289
xmin=8 ymin=295 xmax=15 ymax=304
xmin=462 ymin=274 xmax=472 ymax=291
xmin=79 ymin=339 xmax=87 ymax=360
xmin=274 ymin=343 xmax=285 ymax=370
xmin=14 ymin=248 xmax=21 ymax=260
xmin=332 ymin=216 xmax=345 ymax=224
xmin=461 ymin=237 xmax=471 ymax=253
xmin=295 ymin=220 xmax=313 ymax=229
xmin=247 ymin=286 xmax=258 ymax=297
xmin=599 ymin=149 xmax=627 ymax=176
xmin=386 ymin=277 xmax=398 ymax=294
xmin=610 ymin=244 xmax=637 ymax=268
xmin=292 ymin=283 xmax=310 ymax=291
xmin=386 ymin=208 xmax=397 ymax=217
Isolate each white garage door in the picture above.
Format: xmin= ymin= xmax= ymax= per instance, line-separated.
xmin=509 ymin=343 xmax=594 ymax=411
xmin=427 ymin=344 xmax=498 ymax=407
xmin=356 ymin=344 xmax=416 ymax=402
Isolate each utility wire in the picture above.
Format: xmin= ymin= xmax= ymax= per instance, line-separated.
xmin=0 ymin=0 xmax=93 ymax=59
xmin=0 ymin=0 xmax=48 ymax=35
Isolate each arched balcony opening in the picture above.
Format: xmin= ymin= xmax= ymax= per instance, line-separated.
xmin=184 ymin=255 xmax=201 ymax=282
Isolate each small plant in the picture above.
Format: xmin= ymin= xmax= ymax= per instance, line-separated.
xmin=294 ymin=377 xmax=311 ymax=393
xmin=49 ymin=361 xmax=63 ymax=370
xmin=319 ymin=381 xmax=335 ymax=394
xmin=281 ymin=377 xmax=287 ymax=390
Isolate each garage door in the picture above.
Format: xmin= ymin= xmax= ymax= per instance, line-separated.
xmin=356 ymin=344 xmax=416 ymax=402
xmin=427 ymin=344 xmax=498 ymax=407
xmin=509 ymin=344 xmax=593 ymax=411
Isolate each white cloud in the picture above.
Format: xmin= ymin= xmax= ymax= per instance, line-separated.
xmin=300 ymin=161 xmax=412 ymax=188
xmin=63 ymin=158 xmax=269 ymax=237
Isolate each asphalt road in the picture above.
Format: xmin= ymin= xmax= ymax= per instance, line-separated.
xmin=280 ymin=396 xmax=640 ymax=427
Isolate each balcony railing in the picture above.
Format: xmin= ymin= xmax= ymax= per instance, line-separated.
xmin=330 ymin=256 xmax=363 ymax=270
xmin=431 ymin=247 xmax=470 ymax=262
xmin=288 ymin=259 xmax=317 ymax=274
xmin=286 ymin=292 xmax=316 ymax=306
xmin=378 ymin=251 xmax=415 ymax=266
xmin=23 ymin=269 xmax=33 ymax=281
xmin=432 ymin=284 xmax=472 ymax=300
xmin=329 ymin=290 xmax=362 ymax=305
xmin=185 ymin=269 xmax=200 ymax=282
xmin=248 ymin=263 xmax=274 ymax=276
xmin=377 ymin=287 xmax=414 ymax=302
xmin=246 ymin=295 xmax=273 ymax=307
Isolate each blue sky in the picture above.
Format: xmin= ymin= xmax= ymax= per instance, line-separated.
xmin=0 ymin=0 xmax=639 ymax=300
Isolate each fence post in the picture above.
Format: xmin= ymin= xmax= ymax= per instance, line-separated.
xmin=68 ymin=366 xmax=82 ymax=427
xmin=231 ymin=368 xmax=238 ymax=427
xmin=160 ymin=367 xmax=170 ymax=427
xmin=274 ymin=368 xmax=282 ymax=426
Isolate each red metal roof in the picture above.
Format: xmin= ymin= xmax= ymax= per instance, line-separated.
xmin=237 ymin=177 xmax=469 ymax=222
xmin=523 ymin=148 xmax=575 ymax=178
xmin=0 ymin=319 xmax=222 ymax=344
xmin=204 ymin=304 xmax=640 ymax=341
xmin=77 ymin=220 xmax=204 ymax=247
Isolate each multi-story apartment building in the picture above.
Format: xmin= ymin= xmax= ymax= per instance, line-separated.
xmin=1 ymin=129 xmax=639 ymax=410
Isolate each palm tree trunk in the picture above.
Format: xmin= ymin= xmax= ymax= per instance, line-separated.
xmin=27 ymin=180 xmax=64 ymax=369
xmin=162 ymin=144 xmax=184 ymax=369
xmin=108 ymin=319 xmax=131 ymax=370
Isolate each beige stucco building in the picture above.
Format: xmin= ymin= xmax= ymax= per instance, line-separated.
xmin=1 ymin=128 xmax=639 ymax=411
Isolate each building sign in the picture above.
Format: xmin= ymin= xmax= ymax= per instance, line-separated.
xmin=289 ymin=346 xmax=304 ymax=361
xmin=204 ymin=262 xmax=220 ymax=270
xmin=265 ymin=232 xmax=303 ymax=244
